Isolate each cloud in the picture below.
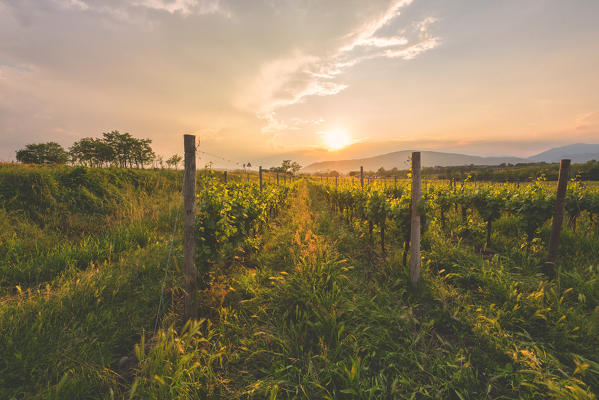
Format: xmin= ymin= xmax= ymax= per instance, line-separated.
xmin=131 ymin=0 xmax=229 ymax=16
xmin=0 ymin=0 xmax=440 ymax=161
xmin=385 ymin=37 xmax=440 ymax=59
xmin=260 ymin=112 xmax=324 ymax=134
xmin=575 ymin=111 xmax=599 ymax=131
xmin=340 ymin=0 xmax=414 ymax=53
xmin=55 ymin=0 xmax=231 ymax=17
xmin=244 ymin=1 xmax=440 ymax=133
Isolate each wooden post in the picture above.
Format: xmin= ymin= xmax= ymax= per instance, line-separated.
xmin=360 ymin=166 xmax=364 ymax=189
xmin=183 ymin=134 xmax=197 ymax=321
xmin=223 ymin=170 xmax=227 ymax=184
xmin=276 ymin=172 xmax=279 ymax=185
xmin=335 ymin=176 xmax=338 ymax=188
xmin=259 ymin=166 xmax=263 ymax=191
xmin=545 ymin=159 xmax=571 ymax=275
xmin=410 ymin=152 xmax=421 ymax=286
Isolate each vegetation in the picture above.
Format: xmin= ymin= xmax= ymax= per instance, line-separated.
xmin=15 ymin=142 xmax=69 ymax=165
xmin=1 ymin=164 xmax=599 ymax=399
xmin=16 ymin=131 xmax=157 ymax=168
xmin=353 ymin=160 xmax=599 ymax=182
xmin=269 ymin=159 xmax=302 ymax=175
xmin=69 ymin=131 xmax=155 ymax=168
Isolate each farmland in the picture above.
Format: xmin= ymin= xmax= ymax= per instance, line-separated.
xmin=1 ymin=163 xmax=599 ymax=399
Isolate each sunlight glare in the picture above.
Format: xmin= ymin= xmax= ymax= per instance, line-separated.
xmin=323 ymin=129 xmax=352 ymax=151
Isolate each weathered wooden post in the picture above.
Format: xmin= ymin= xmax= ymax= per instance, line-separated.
xmin=259 ymin=166 xmax=263 ymax=191
xmin=183 ymin=134 xmax=197 ymax=321
xmin=410 ymin=152 xmax=421 ymax=286
xmin=545 ymin=159 xmax=570 ymax=277
xmin=335 ymin=175 xmax=338 ymax=188
xmin=223 ymin=170 xmax=227 ymax=184
xmin=276 ymin=172 xmax=279 ymax=185
xmin=360 ymin=166 xmax=364 ymax=189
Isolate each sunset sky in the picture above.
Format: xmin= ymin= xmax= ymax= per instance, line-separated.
xmin=1 ymin=0 xmax=598 ymax=167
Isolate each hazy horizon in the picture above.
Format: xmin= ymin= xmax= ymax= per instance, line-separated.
xmin=1 ymin=0 xmax=598 ymax=167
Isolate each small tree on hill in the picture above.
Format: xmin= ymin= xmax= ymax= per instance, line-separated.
xmin=16 ymin=142 xmax=69 ymax=164
xmin=166 ymin=154 xmax=183 ymax=170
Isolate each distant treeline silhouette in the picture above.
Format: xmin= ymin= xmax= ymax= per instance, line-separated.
xmin=347 ymin=161 xmax=599 ymax=181
xmin=15 ymin=131 xmax=183 ymax=169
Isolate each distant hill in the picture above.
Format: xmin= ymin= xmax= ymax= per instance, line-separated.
xmin=302 ymin=150 xmax=526 ymax=174
xmin=528 ymin=143 xmax=599 ymax=163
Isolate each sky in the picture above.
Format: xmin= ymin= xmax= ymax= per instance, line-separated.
xmin=1 ymin=0 xmax=599 ymax=168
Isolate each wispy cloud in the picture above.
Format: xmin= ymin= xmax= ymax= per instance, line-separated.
xmin=247 ymin=0 xmax=440 ymax=133
xmin=132 ymin=0 xmax=229 ymax=16
xmin=575 ymin=111 xmax=599 ymax=131
xmin=57 ymin=0 xmax=231 ymax=17
xmin=340 ymin=0 xmax=414 ymax=53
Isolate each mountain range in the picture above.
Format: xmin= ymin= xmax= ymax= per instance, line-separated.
xmin=301 ymin=143 xmax=599 ymax=174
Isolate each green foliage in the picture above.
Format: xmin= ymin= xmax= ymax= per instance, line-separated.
xmin=70 ymin=131 xmax=155 ymax=168
xmin=2 ymin=165 xmax=599 ymax=399
xmin=195 ymin=178 xmax=293 ymax=286
xmin=15 ymin=142 xmax=69 ymax=164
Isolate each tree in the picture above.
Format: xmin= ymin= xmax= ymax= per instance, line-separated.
xmin=102 ymin=131 xmax=135 ymax=168
xmin=68 ymin=131 xmax=156 ymax=169
xmin=16 ymin=142 xmax=69 ymax=164
xmin=70 ymin=138 xmax=113 ymax=167
xmin=270 ymin=160 xmax=302 ymax=175
xmin=166 ymin=154 xmax=182 ymax=170
xmin=290 ymin=161 xmax=302 ymax=175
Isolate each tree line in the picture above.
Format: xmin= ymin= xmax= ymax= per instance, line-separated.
xmin=15 ymin=131 xmax=183 ymax=169
xmin=348 ymin=161 xmax=599 ymax=181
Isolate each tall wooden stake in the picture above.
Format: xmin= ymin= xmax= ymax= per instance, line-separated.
xmin=410 ymin=152 xmax=421 ymax=287
xmin=183 ymin=134 xmax=197 ymax=321
xmin=360 ymin=166 xmax=364 ymax=189
xmin=259 ymin=166 xmax=263 ymax=191
xmin=276 ymin=172 xmax=279 ymax=185
xmin=545 ymin=159 xmax=570 ymax=276
xmin=223 ymin=170 xmax=227 ymax=184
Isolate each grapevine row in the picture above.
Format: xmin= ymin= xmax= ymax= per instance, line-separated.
xmin=194 ymin=179 xmax=294 ymax=285
xmin=316 ymin=179 xmax=599 ymax=258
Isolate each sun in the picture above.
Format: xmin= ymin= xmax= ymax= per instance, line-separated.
xmin=322 ymin=129 xmax=352 ymax=151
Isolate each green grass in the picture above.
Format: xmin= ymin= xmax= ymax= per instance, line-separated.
xmin=1 ymin=166 xmax=598 ymax=399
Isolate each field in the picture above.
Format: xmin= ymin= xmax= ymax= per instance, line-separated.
xmin=1 ymin=164 xmax=599 ymax=399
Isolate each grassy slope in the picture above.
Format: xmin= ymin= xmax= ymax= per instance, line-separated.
xmin=0 ymin=165 xmax=185 ymax=399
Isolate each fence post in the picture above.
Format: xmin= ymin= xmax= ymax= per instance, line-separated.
xmin=259 ymin=166 xmax=263 ymax=191
xmin=223 ymin=170 xmax=227 ymax=184
xmin=335 ymin=176 xmax=338 ymax=188
xmin=183 ymin=134 xmax=197 ymax=321
xmin=360 ymin=166 xmax=364 ymax=189
xmin=545 ymin=159 xmax=571 ymax=277
xmin=410 ymin=152 xmax=421 ymax=287
xmin=276 ymin=172 xmax=279 ymax=185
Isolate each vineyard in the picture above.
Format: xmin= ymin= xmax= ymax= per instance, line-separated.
xmin=1 ymin=162 xmax=599 ymax=399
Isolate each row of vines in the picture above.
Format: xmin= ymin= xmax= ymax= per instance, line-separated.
xmin=194 ymin=177 xmax=295 ymax=286
xmin=316 ymin=178 xmax=599 ymax=263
